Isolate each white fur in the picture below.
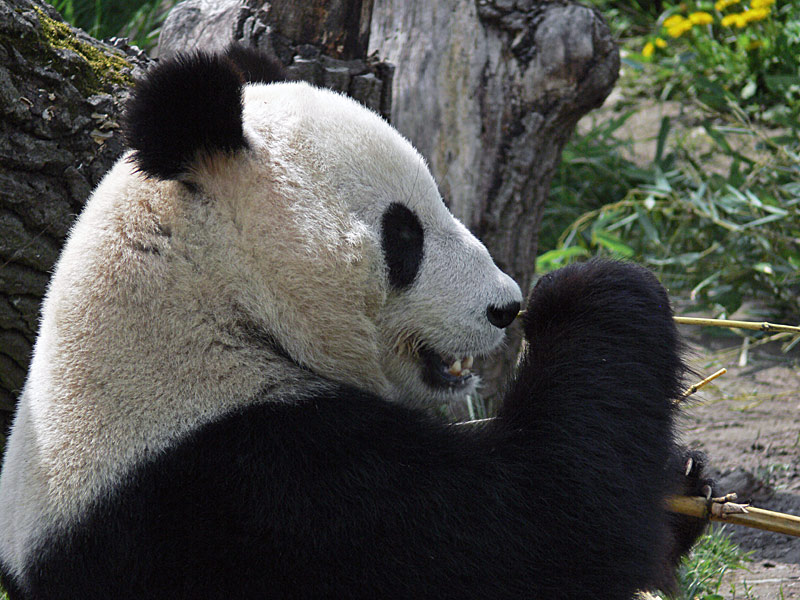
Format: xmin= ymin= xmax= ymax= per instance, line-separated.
xmin=0 ymin=81 xmax=521 ymax=576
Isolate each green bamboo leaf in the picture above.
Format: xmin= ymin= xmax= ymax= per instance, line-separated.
xmin=591 ymin=230 xmax=635 ymax=258
xmin=753 ymin=263 xmax=775 ymax=275
xmin=634 ymin=205 xmax=660 ymax=244
xmin=703 ymin=121 xmax=734 ymax=155
xmin=764 ymin=75 xmax=800 ymax=93
xmin=655 ymin=116 xmax=671 ymax=165
xmin=741 ymin=213 xmax=787 ymax=229
xmin=690 ymin=271 xmax=721 ymax=301
xmin=535 ymin=246 xmax=589 ymax=273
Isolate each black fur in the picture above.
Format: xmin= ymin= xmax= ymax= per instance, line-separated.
xmin=125 ymin=51 xmax=247 ymax=179
xmin=0 ymin=260 xmax=706 ymax=599
xmin=224 ymin=45 xmax=286 ymax=84
xmin=659 ymin=450 xmax=715 ymax=592
xmin=381 ymin=203 xmax=425 ymax=289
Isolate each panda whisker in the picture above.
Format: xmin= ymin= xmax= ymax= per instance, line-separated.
xmin=392 ymin=330 xmax=423 ymax=358
xmin=402 ymin=156 xmax=423 ymax=205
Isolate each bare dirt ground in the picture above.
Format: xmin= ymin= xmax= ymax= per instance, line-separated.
xmin=678 ymin=324 xmax=800 ymax=599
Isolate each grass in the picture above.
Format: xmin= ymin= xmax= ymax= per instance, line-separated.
xmin=654 ymin=525 xmax=754 ymax=600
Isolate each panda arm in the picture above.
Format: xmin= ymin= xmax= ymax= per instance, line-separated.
xmin=25 ymin=389 xmax=552 ymax=600
xmin=495 ymin=259 xmax=689 ymax=596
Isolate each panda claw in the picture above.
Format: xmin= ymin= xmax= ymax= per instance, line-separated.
xmin=702 ymin=484 xmax=713 ymax=501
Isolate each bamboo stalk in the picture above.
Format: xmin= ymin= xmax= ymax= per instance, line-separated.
xmin=516 ymin=312 xmax=800 ymax=336
xmin=681 ymin=368 xmax=727 ymax=400
xmin=673 ymin=316 xmax=800 ymax=335
xmin=668 ymin=495 xmax=800 ymax=538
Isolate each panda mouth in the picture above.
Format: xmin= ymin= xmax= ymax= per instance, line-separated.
xmin=419 ymin=347 xmax=475 ymax=389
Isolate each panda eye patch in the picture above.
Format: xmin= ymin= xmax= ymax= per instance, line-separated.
xmin=381 ymin=203 xmax=424 ymax=289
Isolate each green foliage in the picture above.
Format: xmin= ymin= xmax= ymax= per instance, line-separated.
xmin=581 ymin=0 xmax=666 ymax=37
xmin=553 ymin=117 xmax=800 ymax=318
xmin=637 ymin=0 xmax=800 ymax=123
xmin=46 ymin=0 xmax=177 ymax=52
xmin=542 ymin=0 xmax=800 ymax=323
xmin=540 ymin=111 xmax=654 ymax=252
xmin=654 ymin=526 xmax=753 ymax=600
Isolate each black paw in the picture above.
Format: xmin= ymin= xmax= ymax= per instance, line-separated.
xmin=678 ymin=450 xmax=715 ymax=499
xmin=524 ymin=260 xmax=673 ymax=340
xmin=521 ymin=260 xmax=686 ymax=402
xmin=654 ymin=448 xmax=715 ymax=592
xmin=669 ymin=449 xmax=716 ymax=556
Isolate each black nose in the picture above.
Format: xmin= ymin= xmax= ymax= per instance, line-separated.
xmin=486 ymin=301 xmax=520 ymax=329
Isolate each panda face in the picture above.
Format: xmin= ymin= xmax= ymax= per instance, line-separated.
xmin=375 ymin=197 xmax=522 ymax=405
xmin=231 ymin=81 xmax=522 ymax=405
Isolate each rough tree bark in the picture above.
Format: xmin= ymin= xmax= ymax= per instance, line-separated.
xmin=158 ymin=0 xmax=394 ymax=120
xmin=0 ymin=0 xmax=151 ymax=434
xmin=370 ymin=0 xmax=619 ymax=409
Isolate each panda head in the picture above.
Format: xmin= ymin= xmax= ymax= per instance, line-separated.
xmin=124 ymin=46 xmax=522 ymax=406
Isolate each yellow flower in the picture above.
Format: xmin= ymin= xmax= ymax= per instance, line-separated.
xmin=667 ymin=20 xmax=694 ymax=37
xmin=721 ymin=12 xmax=746 ymax=26
xmin=663 ymin=14 xmax=687 ymax=28
xmin=689 ymin=11 xmax=714 ymax=24
xmin=714 ymin=0 xmax=740 ymax=9
xmin=750 ymin=0 xmax=775 ymax=7
xmin=746 ymin=39 xmax=764 ymax=50
xmin=655 ymin=37 xmax=668 ymax=48
xmin=742 ymin=7 xmax=771 ymax=21
xmin=642 ymin=42 xmax=656 ymax=58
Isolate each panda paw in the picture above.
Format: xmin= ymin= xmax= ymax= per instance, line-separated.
xmin=523 ymin=259 xmax=674 ymax=341
xmin=654 ymin=448 xmax=716 ymax=592
xmin=670 ymin=449 xmax=716 ymax=555
xmin=680 ymin=450 xmax=716 ymax=500
xmin=520 ymin=260 xmax=686 ymax=402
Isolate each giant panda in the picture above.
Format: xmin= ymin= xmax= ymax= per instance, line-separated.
xmin=0 ymin=46 xmax=710 ymax=599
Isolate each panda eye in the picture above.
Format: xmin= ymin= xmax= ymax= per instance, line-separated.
xmin=381 ymin=203 xmax=424 ymax=290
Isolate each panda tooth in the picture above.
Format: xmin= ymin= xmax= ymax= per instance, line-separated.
xmin=463 ymin=355 xmax=474 ymax=369
xmin=448 ymin=359 xmax=462 ymax=376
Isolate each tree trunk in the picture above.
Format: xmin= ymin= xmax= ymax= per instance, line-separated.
xmin=369 ymin=0 xmax=619 ymax=411
xmin=158 ymin=0 xmax=394 ymax=120
xmin=0 ymin=0 xmax=151 ymax=434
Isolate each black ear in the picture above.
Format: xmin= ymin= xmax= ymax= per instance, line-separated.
xmin=125 ymin=52 xmax=247 ymax=180
xmin=224 ymin=45 xmax=286 ymax=85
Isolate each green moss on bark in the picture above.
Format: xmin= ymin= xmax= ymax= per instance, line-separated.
xmin=33 ymin=6 xmax=133 ymax=94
